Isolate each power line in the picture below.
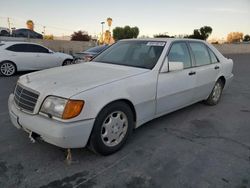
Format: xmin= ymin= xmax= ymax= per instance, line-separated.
xmin=0 ymin=16 xmax=76 ymax=34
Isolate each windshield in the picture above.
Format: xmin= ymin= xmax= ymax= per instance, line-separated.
xmin=93 ymin=41 xmax=165 ymax=69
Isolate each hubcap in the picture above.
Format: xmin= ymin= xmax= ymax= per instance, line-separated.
xmin=212 ymin=83 xmax=222 ymax=102
xmin=101 ymin=111 xmax=128 ymax=147
xmin=1 ymin=63 xmax=15 ymax=76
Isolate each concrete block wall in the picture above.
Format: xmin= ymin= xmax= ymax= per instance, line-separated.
xmin=214 ymin=43 xmax=250 ymax=54
xmin=1 ymin=36 xmax=250 ymax=55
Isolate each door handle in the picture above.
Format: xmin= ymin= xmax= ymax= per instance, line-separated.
xmin=214 ymin=66 xmax=220 ymax=70
xmin=188 ymin=71 xmax=196 ymax=76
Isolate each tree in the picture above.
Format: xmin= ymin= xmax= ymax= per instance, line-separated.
xmin=188 ymin=26 xmax=213 ymax=40
xmin=113 ymin=26 xmax=139 ymax=40
xmin=44 ymin=35 xmax=54 ymax=40
xmin=227 ymin=32 xmax=243 ymax=43
xmin=243 ymin=34 xmax=250 ymax=42
xmin=71 ymin=30 xmax=91 ymax=41
xmin=139 ymin=35 xmax=150 ymax=38
xmin=154 ymin=33 xmax=174 ymax=38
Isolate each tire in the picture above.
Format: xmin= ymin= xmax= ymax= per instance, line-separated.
xmin=0 ymin=61 xmax=17 ymax=77
xmin=204 ymin=79 xmax=224 ymax=106
xmin=89 ymin=102 xmax=134 ymax=155
xmin=62 ymin=59 xmax=73 ymax=66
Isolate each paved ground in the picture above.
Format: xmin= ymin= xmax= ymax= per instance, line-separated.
xmin=0 ymin=54 xmax=250 ymax=188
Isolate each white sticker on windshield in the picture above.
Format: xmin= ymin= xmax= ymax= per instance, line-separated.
xmin=146 ymin=42 xmax=166 ymax=46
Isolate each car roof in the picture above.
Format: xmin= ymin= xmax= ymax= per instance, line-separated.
xmin=120 ymin=38 xmax=206 ymax=43
xmin=0 ymin=41 xmax=44 ymax=46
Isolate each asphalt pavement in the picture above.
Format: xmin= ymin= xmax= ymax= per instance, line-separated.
xmin=0 ymin=54 xmax=250 ymax=188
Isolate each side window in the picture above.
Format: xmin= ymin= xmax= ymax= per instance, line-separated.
xmin=208 ymin=48 xmax=219 ymax=63
xmin=6 ymin=44 xmax=27 ymax=52
xmin=189 ymin=42 xmax=211 ymax=66
xmin=168 ymin=42 xmax=191 ymax=68
xmin=26 ymin=44 xmax=49 ymax=53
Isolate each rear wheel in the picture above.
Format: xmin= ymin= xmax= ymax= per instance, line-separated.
xmin=204 ymin=79 xmax=224 ymax=105
xmin=89 ymin=102 xmax=134 ymax=155
xmin=62 ymin=59 xmax=73 ymax=66
xmin=0 ymin=61 xmax=16 ymax=76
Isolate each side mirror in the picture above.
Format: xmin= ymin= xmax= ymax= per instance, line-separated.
xmin=160 ymin=57 xmax=169 ymax=73
xmin=160 ymin=59 xmax=184 ymax=73
xmin=169 ymin=61 xmax=184 ymax=72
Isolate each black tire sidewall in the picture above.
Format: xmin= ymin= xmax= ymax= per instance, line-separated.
xmin=205 ymin=80 xmax=223 ymax=105
xmin=62 ymin=59 xmax=72 ymax=66
xmin=0 ymin=61 xmax=16 ymax=77
xmin=89 ymin=102 xmax=134 ymax=155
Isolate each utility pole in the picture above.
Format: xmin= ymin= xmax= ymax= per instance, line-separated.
xmin=43 ymin=26 xmax=46 ymax=36
xmin=7 ymin=17 xmax=11 ymax=31
xmin=101 ymin=21 xmax=105 ymax=43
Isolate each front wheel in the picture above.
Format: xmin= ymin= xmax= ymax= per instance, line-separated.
xmin=0 ymin=61 xmax=17 ymax=76
xmin=204 ymin=80 xmax=224 ymax=106
xmin=89 ymin=102 xmax=134 ymax=155
xmin=62 ymin=59 xmax=73 ymax=66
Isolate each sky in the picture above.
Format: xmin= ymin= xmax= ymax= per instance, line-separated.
xmin=0 ymin=0 xmax=249 ymax=39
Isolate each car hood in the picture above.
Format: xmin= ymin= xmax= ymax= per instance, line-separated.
xmin=18 ymin=62 xmax=149 ymax=98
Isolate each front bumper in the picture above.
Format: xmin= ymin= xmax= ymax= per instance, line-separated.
xmin=8 ymin=94 xmax=95 ymax=148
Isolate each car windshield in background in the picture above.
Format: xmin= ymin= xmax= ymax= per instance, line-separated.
xmin=93 ymin=41 xmax=165 ymax=69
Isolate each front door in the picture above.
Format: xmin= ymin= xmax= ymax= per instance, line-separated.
xmin=156 ymin=42 xmax=196 ymax=116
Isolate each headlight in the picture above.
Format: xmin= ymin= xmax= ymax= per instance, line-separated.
xmin=40 ymin=96 xmax=84 ymax=120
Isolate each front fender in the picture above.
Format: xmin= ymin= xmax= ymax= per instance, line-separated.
xmin=70 ymin=70 xmax=158 ymax=127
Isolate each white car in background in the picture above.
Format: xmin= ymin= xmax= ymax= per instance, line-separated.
xmin=0 ymin=42 xmax=73 ymax=76
xmin=8 ymin=38 xmax=233 ymax=155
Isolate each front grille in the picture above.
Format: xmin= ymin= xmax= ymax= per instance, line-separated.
xmin=14 ymin=84 xmax=39 ymax=113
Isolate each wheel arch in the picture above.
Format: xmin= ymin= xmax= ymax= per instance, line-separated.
xmin=0 ymin=60 xmax=18 ymax=71
xmin=62 ymin=58 xmax=73 ymax=66
xmin=217 ymin=75 xmax=226 ymax=88
xmin=86 ymin=98 xmax=137 ymax=148
xmin=96 ymin=99 xmax=137 ymax=125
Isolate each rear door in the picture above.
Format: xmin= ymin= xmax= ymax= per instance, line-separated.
xmin=156 ymin=42 xmax=196 ymax=115
xmin=188 ymin=42 xmax=220 ymax=101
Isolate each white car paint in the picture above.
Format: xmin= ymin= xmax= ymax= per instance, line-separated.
xmin=8 ymin=38 xmax=234 ymax=149
xmin=0 ymin=41 xmax=73 ymax=71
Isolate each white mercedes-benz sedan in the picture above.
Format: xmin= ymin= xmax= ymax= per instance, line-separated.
xmin=0 ymin=41 xmax=73 ymax=76
xmin=8 ymin=38 xmax=233 ymax=155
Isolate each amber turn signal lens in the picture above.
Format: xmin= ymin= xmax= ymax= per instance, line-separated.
xmin=62 ymin=100 xmax=84 ymax=119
